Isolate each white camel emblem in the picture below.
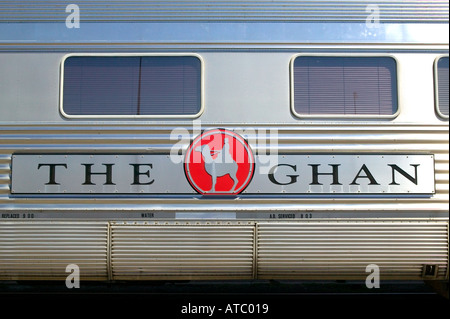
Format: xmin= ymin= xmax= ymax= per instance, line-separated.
xmin=195 ymin=138 xmax=239 ymax=193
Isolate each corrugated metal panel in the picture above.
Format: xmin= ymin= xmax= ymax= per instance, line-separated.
xmin=110 ymin=224 xmax=255 ymax=280
xmin=0 ymin=154 xmax=10 ymax=197
xmin=0 ymin=0 xmax=448 ymax=23
xmin=0 ymin=124 xmax=448 ymax=212
xmin=257 ymin=220 xmax=449 ymax=280
xmin=0 ymin=222 xmax=109 ymax=280
xmin=0 ymin=220 xmax=447 ymax=281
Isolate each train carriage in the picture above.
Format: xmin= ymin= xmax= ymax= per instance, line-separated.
xmin=0 ymin=0 xmax=448 ymax=296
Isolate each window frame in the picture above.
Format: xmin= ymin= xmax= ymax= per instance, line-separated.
xmin=290 ymin=53 xmax=401 ymax=119
xmin=434 ymin=55 xmax=449 ymax=120
xmin=60 ymin=53 xmax=205 ymax=119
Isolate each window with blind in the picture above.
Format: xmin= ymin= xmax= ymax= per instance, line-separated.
xmin=436 ymin=56 xmax=449 ymax=119
xmin=292 ymin=56 xmax=398 ymax=117
xmin=61 ymin=55 xmax=203 ymax=117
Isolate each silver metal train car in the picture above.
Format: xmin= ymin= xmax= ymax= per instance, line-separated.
xmin=0 ymin=0 xmax=448 ymax=294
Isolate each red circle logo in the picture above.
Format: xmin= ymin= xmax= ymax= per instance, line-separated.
xmin=184 ymin=129 xmax=255 ymax=195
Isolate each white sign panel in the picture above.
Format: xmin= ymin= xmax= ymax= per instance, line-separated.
xmin=11 ymin=154 xmax=435 ymax=195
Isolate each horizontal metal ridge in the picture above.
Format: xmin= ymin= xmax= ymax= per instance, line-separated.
xmin=0 ymin=129 xmax=448 ymax=152
xmin=1 ymin=133 xmax=449 ymax=144
xmin=0 ymin=1 xmax=448 ymax=22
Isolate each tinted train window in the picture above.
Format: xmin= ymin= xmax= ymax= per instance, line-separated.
xmin=62 ymin=55 xmax=203 ymax=117
xmin=292 ymin=56 xmax=398 ymax=117
xmin=436 ymin=57 xmax=449 ymax=118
